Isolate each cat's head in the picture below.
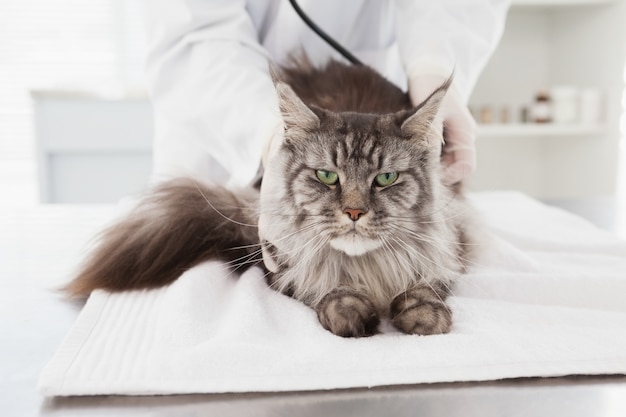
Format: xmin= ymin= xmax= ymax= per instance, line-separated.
xmin=259 ymin=80 xmax=450 ymax=266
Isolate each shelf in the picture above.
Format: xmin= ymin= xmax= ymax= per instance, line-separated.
xmin=512 ymin=0 xmax=614 ymax=6
xmin=477 ymin=123 xmax=608 ymax=138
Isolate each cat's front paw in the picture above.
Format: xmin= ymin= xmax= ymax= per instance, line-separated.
xmin=390 ymin=287 xmax=452 ymax=335
xmin=316 ymin=288 xmax=379 ymax=338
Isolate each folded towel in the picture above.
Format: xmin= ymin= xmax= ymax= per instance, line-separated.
xmin=38 ymin=192 xmax=626 ymax=396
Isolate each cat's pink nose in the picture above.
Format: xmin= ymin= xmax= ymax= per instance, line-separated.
xmin=343 ymin=208 xmax=366 ymax=221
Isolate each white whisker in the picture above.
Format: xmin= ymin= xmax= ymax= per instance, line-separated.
xmin=192 ymin=181 xmax=258 ymax=227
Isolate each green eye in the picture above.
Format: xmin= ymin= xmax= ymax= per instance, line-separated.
xmin=316 ymin=170 xmax=339 ymax=185
xmin=374 ymin=172 xmax=398 ymax=187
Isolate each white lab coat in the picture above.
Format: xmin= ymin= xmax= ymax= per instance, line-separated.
xmin=144 ymin=0 xmax=510 ymax=187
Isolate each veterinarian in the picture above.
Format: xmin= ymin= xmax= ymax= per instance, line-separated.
xmin=144 ymin=0 xmax=511 ymax=186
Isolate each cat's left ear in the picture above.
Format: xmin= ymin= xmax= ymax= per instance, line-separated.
xmin=275 ymin=82 xmax=320 ymax=135
xmin=400 ymin=76 xmax=452 ymax=143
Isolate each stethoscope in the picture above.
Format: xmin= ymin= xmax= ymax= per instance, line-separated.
xmin=288 ymin=0 xmax=363 ymax=66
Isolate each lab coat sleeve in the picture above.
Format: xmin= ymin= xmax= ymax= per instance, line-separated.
xmin=394 ymin=0 xmax=511 ymax=101
xmin=144 ymin=0 xmax=281 ymax=186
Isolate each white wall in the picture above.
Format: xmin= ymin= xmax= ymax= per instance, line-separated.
xmin=469 ymin=1 xmax=626 ymax=199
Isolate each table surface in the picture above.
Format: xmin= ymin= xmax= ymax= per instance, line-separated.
xmin=2 ymin=203 xmax=625 ymax=417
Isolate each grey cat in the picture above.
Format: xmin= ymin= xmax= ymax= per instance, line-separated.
xmin=66 ymin=58 xmax=478 ymax=338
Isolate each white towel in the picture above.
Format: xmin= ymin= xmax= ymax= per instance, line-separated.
xmin=38 ymin=192 xmax=626 ymax=396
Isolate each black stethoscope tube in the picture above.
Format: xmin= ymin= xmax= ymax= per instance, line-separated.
xmin=288 ymin=0 xmax=364 ymax=66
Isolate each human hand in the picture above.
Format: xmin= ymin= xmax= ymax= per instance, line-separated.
xmin=408 ymin=74 xmax=476 ymax=185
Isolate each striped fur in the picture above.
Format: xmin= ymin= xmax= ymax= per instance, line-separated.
xmin=66 ymin=58 xmax=478 ymax=338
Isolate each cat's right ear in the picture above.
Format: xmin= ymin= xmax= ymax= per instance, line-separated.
xmin=275 ymin=82 xmax=320 ymax=136
xmin=400 ymin=76 xmax=452 ymax=144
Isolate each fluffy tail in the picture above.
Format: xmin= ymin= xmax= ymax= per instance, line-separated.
xmin=64 ymin=178 xmax=261 ymax=298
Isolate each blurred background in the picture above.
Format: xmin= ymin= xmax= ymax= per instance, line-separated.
xmin=1 ymin=0 xmax=625 ymax=237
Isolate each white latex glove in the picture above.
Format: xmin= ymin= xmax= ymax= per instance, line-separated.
xmin=408 ymin=74 xmax=477 ymax=185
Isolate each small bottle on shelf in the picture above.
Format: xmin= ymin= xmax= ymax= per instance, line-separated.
xmin=500 ymin=105 xmax=510 ymax=124
xmin=579 ymin=88 xmax=603 ymax=125
xmin=530 ymin=90 xmax=551 ymax=123
xmin=551 ymin=86 xmax=579 ymax=124
xmin=480 ymin=106 xmax=493 ymax=124
xmin=520 ymin=106 xmax=530 ymax=124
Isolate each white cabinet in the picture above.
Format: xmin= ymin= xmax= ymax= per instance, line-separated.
xmin=469 ymin=0 xmax=625 ymax=199
xmin=34 ymin=92 xmax=153 ymax=203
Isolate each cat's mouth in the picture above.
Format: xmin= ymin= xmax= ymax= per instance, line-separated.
xmin=329 ymin=232 xmax=382 ymax=256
